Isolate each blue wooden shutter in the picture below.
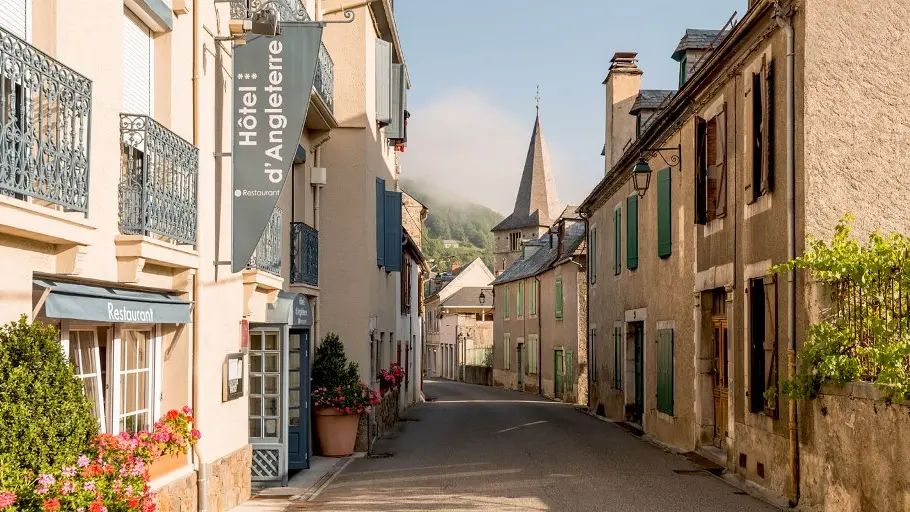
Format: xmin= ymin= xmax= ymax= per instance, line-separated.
xmin=657 ymin=168 xmax=672 ymax=258
xmin=384 ymin=191 xmax=402 ymax=271
xmin=376 ymin=178 xmax=385 ymax=266
xmin=626 ymin=196 xmax=638 ymax=270
xmin=657 ymin=329 xmax=674 ymax=415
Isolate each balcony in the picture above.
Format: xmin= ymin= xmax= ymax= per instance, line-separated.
xmin=248 ymin=207 xmax=283 ymax=276
xmin=0 ymin=25 xmax=92 ymax=214
xmin=119 ymin=114 xmax=199 ymax=247
xmin=290 ymin=222 xmax=318 ymax=286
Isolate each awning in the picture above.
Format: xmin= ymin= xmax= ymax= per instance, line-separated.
xmin=266 ymin=291 xmax=313 ymax=327
xmin=34 ymin=278 xmax=191 ymax=324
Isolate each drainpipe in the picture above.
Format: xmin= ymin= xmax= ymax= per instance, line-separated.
xmin=536 ymin=276 xmax=542 ymax=396
xmin=311 ymin=135 xmax=329 ymax=345
xmin=190 ymin=0 xmax=209 ymax=510
xmin=774 ymin=1 xmax=799 ymax=506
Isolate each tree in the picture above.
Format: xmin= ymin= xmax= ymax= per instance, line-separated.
xmin=312 ymin=332 xmax=360 ymax=389
xmin=0 ymin=316 xmax=98 ymax=473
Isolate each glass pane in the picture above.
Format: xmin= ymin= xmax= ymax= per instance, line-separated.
xmin=289 ymin=334 xmax=300 ymax=351
xmin=80 ymin=341 xmax=97 ymax=375
xmin=264 ymin=418 xmax=278 ymax=436
xmin=250 ymin=354 xmax=262 ymax=373
xmin=264 ymin=397 xmax=278 ymax=416
xmin=289 ymin=390 xmax=300 ymax=406
xmin=249 ymin=418 xmax=262 ymax=438
xmin=250 ymin=332 xmax=263 ymax=351
xmin=83 ymin=376 xmax=99 ymax=415
xmin=137 ymin=371 xmax=148 ymax=410
xmin=264 ymin=375 xmax=279 ymax=395
xmin=264 ymin=354 xmax=279 ymax=373
xmin=136 ymin=335 xmax=148 ymax=368
xmin=289 ymin=407 xmax=300 ymax=426
xmin=250 ymin=396 xmax=262 ymax=416
xmin=289 ymin=351 xmax=300 ymax=371
xmin=265 ymin=332 xmax=278 ymax=351
xmin=289 ymin=371 xmax=300 ymax=388
xmin=250 ymin=375 xmax=262 ymax=394
xmin=122 ymin=334 xmax=135 ymax=370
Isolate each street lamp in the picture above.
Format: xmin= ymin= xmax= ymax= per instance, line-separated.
xmin=478 ymin=289 xmax=487 ymax=322
xmin=633 ymin=145 xmax=682 ymax=197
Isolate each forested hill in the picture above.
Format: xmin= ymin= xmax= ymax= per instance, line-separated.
xmin=401 ymin=178 xmax=503 ymax=272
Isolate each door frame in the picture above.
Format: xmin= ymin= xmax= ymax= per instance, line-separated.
xmin=553 ymin=347 xmax=566 ymax=398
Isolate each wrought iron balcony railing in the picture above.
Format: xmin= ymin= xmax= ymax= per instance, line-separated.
xmin=290 ymin=222 xmax=318 ymax=286
xmin=228 ymin=0 xmax=333 ymax=112
xmin=249 ymin=207 xmax=282 ymax=276
xmin=0 ymin=25 xmax=92 ymax=213
xmin=119 ymin=114 xmax=199 ymax=246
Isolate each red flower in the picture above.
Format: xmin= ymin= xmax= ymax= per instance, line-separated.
xmin=42 ymin=499 xmax=61 ymax=511
xmin=166 ymin=410 xmax=179 ymax=421
xmin=128 ymin=497 xmax=141 ymax=508
xmin=89 ymin=500 xmax=105 ymax=512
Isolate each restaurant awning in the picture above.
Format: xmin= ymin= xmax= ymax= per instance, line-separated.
xmin=33 ymin=278 xmax=191 ymax=324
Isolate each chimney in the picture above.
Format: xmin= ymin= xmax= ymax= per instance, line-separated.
xmin=603 ymin=52 xmax=643 ymax=173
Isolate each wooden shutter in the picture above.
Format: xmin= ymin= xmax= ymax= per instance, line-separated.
xmin=503 ymin=334 xmax=510 ymax=370
xmin=375 ymin=40 xmax=392 ymax=124
xmin=504 ymin=286 xmax=509 ymax=318
xmin=747 ymin=71 xmax=762 ymax=203
xmin=657 ymin=329 xmax=674 ymax=415
xmin=0 ymin=0 xmax=28 ymax=40
xmin=749 ymin=278 xmax=766 ymax=413
xmin=613 ymin=326 xmax=622 ymax=390
xmin=566 ymin=350 xmax=574 ymax=392
xmin=657 ymin=168 xmax=672 ymax=258
xmin=555 ymin=278 xmax=563 ymax=320
xmin=123 ymin=10 xmax=154 ymax=116
xmin=614 ymin=208 xmax=621 ymax=275
xmin=761 ymin=60 xmax=775 ymax=195
xmin=714 ymin=106 xmax=727 ymax=217
xmin=695 ymin=117 xmax=708 ymax=225
xmin=626 ymin=195 xmax=638 ymax=270
xmin=376 ymin=178 xmax=385 ymax=266
xmin=589 ymin=228 xmax=597 ymax=284
xmin=384 ymin=191 xmax=402 ymax=271
xmin=763 ymin=275 xmax=779 ymax=417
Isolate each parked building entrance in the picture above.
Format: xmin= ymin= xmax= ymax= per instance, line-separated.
xmin=249 ymin=292 xmax=313 ymax=486
xmin=632 ymin=323 xmax=644 ymax=425
xmin=712 ymin=298 xmax=729 ymax=448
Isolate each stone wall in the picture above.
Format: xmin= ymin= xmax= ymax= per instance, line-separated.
xmin=375 ymin=387 xmax=401 ymax=438
xmin=799 ymin=382 xmax=910 ymax=512
xmin=206 ymin=444 xmax=251 ymax=512
xmin=463 ymin=365 xmax=492 ymax=386
xmin=155 ymin=472 xmax=196 ymax=512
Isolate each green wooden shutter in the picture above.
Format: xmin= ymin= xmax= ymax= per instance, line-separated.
xmin=613 ymin=326 xmax=622 ymax=390
xmin=566 ymin=350 xmax=574 ymax=392
xmin=657 ymin=329 xmax=674 ymax=415
xmin=555 ymin=278 xmax=563 ymax=320
xmin=626 ymin=196 xmax=638 ymax=270
xmin=504 ymin=286 xmax=510 ymax=318
xmin=616 ymin=209 xmax=622 ymax=273
xmin=376 ymin=178 xmax=385 ymax=266
xmin=657 ymin=168 xmax=672 ymax=258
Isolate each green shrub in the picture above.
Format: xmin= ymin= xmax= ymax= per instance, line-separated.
xmin=312 ymin=332 xmax=360 ymax=389
xmin=0 ymin=316 xmax=98 ymax=473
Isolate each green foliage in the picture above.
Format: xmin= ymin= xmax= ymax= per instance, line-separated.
xmin=312 ymin=332 xmax=360 ymax=390
xmin=773 ymin=215 xmax=910 ymax=401
xmin=0 ymin=316 xmax=98 ymax=474
xmin=482 ymin=350 xmax=494 ymax=368
xmin=401 ymin=178 xmax=503 ymax=271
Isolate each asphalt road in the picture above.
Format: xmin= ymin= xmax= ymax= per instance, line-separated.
xmin=301 ymin=380 xmax=778 ymax=512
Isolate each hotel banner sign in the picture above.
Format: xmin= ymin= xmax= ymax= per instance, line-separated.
xmin=231 ymin=22 xmax=324 ymax=273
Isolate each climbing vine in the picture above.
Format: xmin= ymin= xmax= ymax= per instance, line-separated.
xmin=772 ymin=214 xmax=910 ymax=401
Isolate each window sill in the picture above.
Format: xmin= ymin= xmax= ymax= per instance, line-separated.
xmin=745 ymin=192 xmax=773 ymax=220
xmin=703 ymin=216 xmax=725 ymax=237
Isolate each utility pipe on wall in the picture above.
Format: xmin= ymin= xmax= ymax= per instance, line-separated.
xmin=774 ymin=0 xmax=799 ymax=505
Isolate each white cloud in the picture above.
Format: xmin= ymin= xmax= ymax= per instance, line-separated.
xmin=401 ymin=88 xmax=569 ymax=215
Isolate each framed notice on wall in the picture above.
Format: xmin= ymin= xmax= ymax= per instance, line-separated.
xmin=223 ymin=353 xmax=244 ymax=402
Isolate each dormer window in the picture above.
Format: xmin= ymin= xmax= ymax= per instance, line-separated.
xmin=636 ymin=114 xmax=642 ymax=137
xmin=679 ymin=54 xmax=688 ymax=87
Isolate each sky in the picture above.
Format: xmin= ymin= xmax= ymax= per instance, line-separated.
xmin=396 ymin=0 xmax=747 ymax=215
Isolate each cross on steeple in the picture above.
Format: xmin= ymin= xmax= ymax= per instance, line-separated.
xmin=535 ymin=85 xmax=540 ymax=113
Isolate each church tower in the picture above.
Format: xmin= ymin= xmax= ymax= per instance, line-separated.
xmin=491 ymin=99 xmax=561 ymax=276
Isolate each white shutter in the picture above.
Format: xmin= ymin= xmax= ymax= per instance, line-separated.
xmin=0 ymin=0 xmax=29 ymax=40
xmin=123 ymin=9 xmax=154 ymax=116
xmin=375 ymin=39 xmax=392 ymax=124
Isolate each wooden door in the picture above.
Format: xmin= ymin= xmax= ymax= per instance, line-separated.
xmin=554 ymin=349 xmax=565 ymax=399
xmin=712 ymin=319 xmax=729 ymax=448
xmin=517 ymin=343 xmax=524 ymax=388
xmin=633 ymin=325 xmax=644 ymax=425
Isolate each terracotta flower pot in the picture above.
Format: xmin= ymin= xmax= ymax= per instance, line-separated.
xmin=314 ymin=408 xmax=360 ymax=456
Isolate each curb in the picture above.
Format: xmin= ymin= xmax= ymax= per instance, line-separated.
xmin=302 ymin=453 xmax=363 ymax=502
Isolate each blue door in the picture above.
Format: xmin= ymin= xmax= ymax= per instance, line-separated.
xmin=288 ymin=328 xmax=310 ymax=470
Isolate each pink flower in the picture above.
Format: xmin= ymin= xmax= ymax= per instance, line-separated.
xmin=83 ymin=480 xmax=97 ymax=492
xmin=191 ymin=429 xmax=201 ymax=440
xmin=37 ymin=474 xmax=56 ymax=487
xmin=61 ymin=481 xmax=76 ymax=495
xmin=77 ymin=455 xmax=91 ymax=468
xmin=61 ymin=466 xmax=76 ymax=477
xmin=182 ymin=406 xmax=193 ymax=415
xmin=0 ymin=491 xmax=17 ymax=508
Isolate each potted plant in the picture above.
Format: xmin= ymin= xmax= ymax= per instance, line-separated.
xmin=378 ymin=362 xmax=404 ymax=395
xmin=312 ymin=333 xmax=380 ymax=457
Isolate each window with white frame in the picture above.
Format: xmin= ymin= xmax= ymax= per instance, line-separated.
xmin=117 ymin=329 xmax=154 ymax=433
xmin=67 ymin=329 xmax=105 ymax=423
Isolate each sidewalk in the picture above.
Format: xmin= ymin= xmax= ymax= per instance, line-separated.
xmin=227 ymin=453 xmax=364 ymax=511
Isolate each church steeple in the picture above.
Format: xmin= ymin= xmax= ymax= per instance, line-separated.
xmin=492 ymin=100 xmax=562 ymax=233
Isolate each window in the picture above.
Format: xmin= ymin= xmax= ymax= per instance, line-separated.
xmin=626 ymin=195 xmax=638 ymax=270
xmin=613 ymin=326 xmax=622 ymax=390
xmin=516 ymin=282 xmax=524 ymax=318
xmin=529 ymin=279 xmax=537 ymax=316
xmin=695 ymin=106 xmax=728 ymax=224
xmin=249 ymin=329 xmax=280 ymax=439
xmin=509 ymin=232 xmax=522 ymax=251
xmin=528 ymin=334 xmax=538 ymax=374
xmin=749 ymin=57 xmax=774 ymax=202
xmin=123 ymin=9 xmax=154 ymax=116
xmin=679 ymin=54 xmax=688 ymax=87
xmin=375 ymin=39 xmax=392 ymax=124
xmin=503 ymin=333 xmax=511 ymax=370
xmin=657 ymin=168 xmax=672 ymax=258
xmin=589 ymin=228 xmax=597 ymax=285
xmin=68 ymin=330 xmax=105 ymax=426
xmin=613 ymin=207 xmax=622 ymax=275
xmin=657 ymin=328 xmax=674 ymax=415
xmin=750 ymin=276 xmax=779 ymax=416
xmin=555 ymin=277 xmax=564 ymax=320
